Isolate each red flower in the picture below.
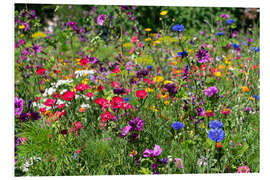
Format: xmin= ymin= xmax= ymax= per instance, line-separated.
xmin=80 ymin=58 xmax=88 ymax=66
xmin=101 ymin=111 xmax=114 ymax=123
xmin=53 ymin=92 xmax=61 ymax=99
xmin=121 ymin=103 xmax=132 ymax=110
xmin=110 ymin=96 xmax=124 ymax=109
xmin=95 ymin=98 xmax=109 ymax=108
xmin=75 ymin=83 xmax=89 ymax=92
xmin=62 ymin=91 xmax=76 ymax=101
xmin=111 ymin=81 xmax=120 ymax=88
xmin=221 ymin=108 xmax=231 ymax=115
xmin=86 ymin=92 xmax=94 ymax=97
xmin=40 ymin=107 xmax=46 ymax=114
xmin=98 ymin=85 xmax=104 ymax=91
xmin=37 ymin=68 xmax=45 ymax=75
xmin=57 ymin=104 xmax=65 ymax=109
xmin=44 ymin=98 xmax=56 ymax=107
xmin=136 ymin=89 xmax=148 ymax=99
xmin=113 ymin=68 xmax=120 ymax=73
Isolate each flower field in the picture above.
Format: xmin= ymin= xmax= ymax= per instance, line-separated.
xmin=14 ymin=4 xmax=260 ymax=176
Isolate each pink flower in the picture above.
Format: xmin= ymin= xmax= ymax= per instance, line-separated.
xmin=129 ymin=47 xmax=135 ymax=54
xmin=132 ymin=36 xmax=139 ymax=43
xmin=237 ymin=166 xmax=250 ymax=173
xmin=175 ymin=158 xmax=184 ymax=168
xmin=136 ymin=89 xmax=147 ymax=99
xmin=97 ymin=14 xmax=105 ymax=26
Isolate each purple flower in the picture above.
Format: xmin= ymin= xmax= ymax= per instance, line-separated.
xmin=129 ymin=117 xmax=144 ymax=131
xmin=143 ymin=145 xmax=162 ymax=157
xmin=153 ymin=145 xmax=162 ymax=156
xmin=143 ymin=148 xmax=153 ymax=157
xmin=15 ymin=96 xmax=24 ymax=116
xmin=164 ymin=83 xmax=178 ymax=96
xmin=196 ymin=47 xmax=210 ymax=63
xmin=97 ymin=14 xmax=106 ymax=26
xmin=113 ymin=88 xmax=126 ymax=95
xmin=120 ymin=125 xmax=132 ymax=137
xmin=196 ymin=107 xmax=205 ymax=117
xmin=204 ymin=86 xmax=218 ymax=97
xmin=21 ymin=48 xmax=29 ymax=56
xmin=220 ymin=14 xmax=230 ymax=19
xmin=22 ymin=22 xmax=30 ymax=31
xmin=32 ymin=44 xmax=42 ymax=53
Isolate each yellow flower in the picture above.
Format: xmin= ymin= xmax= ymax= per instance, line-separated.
xmin=145 ymin=88 xmax=154 ymax=93
xmin=224 ymin=57 xmax=231 ymax=65
xmin=145 ymin=28 xmax=152 ymax=32
xmin=160 ymin=10 xmax=168 ymax=16
xmin=214 ymin=71 xmax=222 ymax=77
xmin=161 ymin=94 xmax=168 ymax=99
xmin=152 ymin=106 xmax=159 ymax=112
xmin=164 ymin=80 xmax=174 ymax=85
xmin=249 ymin=96 xmax=255 ymax=101
xmin=171 ymin=61 xmax=178 ymax=65
xmin=218 ymin=64 xmax=225 ymax=70
xmin=18 ymin=24 xmax=25 ymax=29
xmin=20 ymin=34 xmax=24 ymax=38
xmin=164 ymin=100 xmax=170 ymax=105
xmin=153 ymin=40 xmax=160 ymax=46
xmin=59 ymin=59 xmax=63 ymax=63
xmin=123 ymin=42 xmax=134 ymax=48
xmin=145 ymin=38 xmax=152 ymax=42
xmin=32 ymin=32 xmax=47 ymax=39
xmin=241 ymin=86 xmax=250 ymax=92
xmin=153 ymin=76 xmax=164 ymax=83
xmin=201 ymin=124 xmax=206 ymax=128
xmin=82 ymin=78 xmax=89 ymax=84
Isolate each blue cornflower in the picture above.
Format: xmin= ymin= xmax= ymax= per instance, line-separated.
xmin=208 ymin=128 xmax=225 ymax=142
xmin=172 ymin=24 xmax=184 ymax=32
xmin=232 ymin=43 xmax=240 ymax=49
xmin=217 ymin=32 xmax=224 ymax=36
xmin=177 ymin=51 xmax=188 ymax=58
xmin=226 ymin=19 xmax=235 ymax=24
xmin=209 ymin=120 xmax=224 ymax=129
xmin=147 ymin=65 xmax=153 ymax=70
xmin=123 ymin=97 xmax=130 ymax=103
xmin=172 ymin=122 xmax=184 ymax=130
xmin=253 ymin=95 xmax=260 ymax=100
xmin=251 ymin=47 xmax=260 ymax=53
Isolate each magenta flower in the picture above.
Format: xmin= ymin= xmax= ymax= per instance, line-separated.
xmin=204 ymin=86 xmax=218 ymax=97
xmin=237 ymin=166 xmax=250 ymax=173
xmin=15 ymin=96 xmax=24 ymax=116
xmin=97 ymin=14 xmax=106 ymax=26
xmin=143 ymin=145 xmax=162 ymax=157
xmin=175 ymin=158 xmax=184 ymax=168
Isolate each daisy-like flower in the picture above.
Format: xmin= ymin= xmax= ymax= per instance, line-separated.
xmin=237 ymin=166 xmax=250 ymax=173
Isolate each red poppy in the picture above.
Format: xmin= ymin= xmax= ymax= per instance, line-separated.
xmin=98 ymin=85 xmax=104 ymax=91
xmin=95 ymin=97 xmax=109 ymax=108
xmin=80 ymin=58 xmax=88 ymax=66
xmin=62 ymin=91 xmax=76 ymax=101
xmin=101 ymin=111 xmax=114 ymax=123
xmin=121 ymin=103 xmax=132 ymax=110
xmin=111 ymin=81 xmax=120 ymax=88
xmin=136 ymin=89 xmax=147 ymax=99
xmin=86 ymin=92 xmax=94 ymax=97
xmin=110 ymin=96 xmax=124 ymax=109
xmin=36 ymin=68 xmax=45 ymax=75
xmin=113 ymin=68 xmax=120 ymax=73
xmin=57 ymin=104 xmax=65 ymax=109
xmin=75 ymin=83 xmax=89 ymax=91
xmin=44 ymin=98 xmax=56 ymax=107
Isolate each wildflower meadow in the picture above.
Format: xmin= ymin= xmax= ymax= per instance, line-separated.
xmin=14 ymin=4 xmax=260 ymax=176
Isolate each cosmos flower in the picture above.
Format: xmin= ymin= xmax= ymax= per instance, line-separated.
xmin=237 ymin=166 xmax=250 ymax=173
xmin=143 ymin=145 xmax=162 ymax=157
